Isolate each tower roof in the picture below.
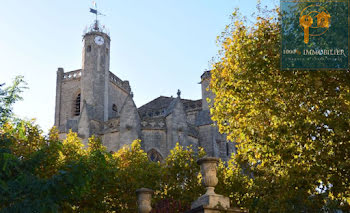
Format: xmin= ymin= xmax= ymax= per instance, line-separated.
xmin=200 ymin=70 xmax=211 ymax=83
xmin=138 ymin=96 xmax=202 ymax=119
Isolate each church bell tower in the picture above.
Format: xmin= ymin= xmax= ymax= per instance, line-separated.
xmin=81 ymin=21 xmax=110 ymax=122
xmin=55 ymin=7 xmax=141 ymax=146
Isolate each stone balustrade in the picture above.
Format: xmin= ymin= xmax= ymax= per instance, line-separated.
xmin=60 ymin=69 xmax=131 ymax=94
xmin=62 ymin=69 xmax=82 ymax=81
xmin=109 ymin=71 xmax=131 ymax=93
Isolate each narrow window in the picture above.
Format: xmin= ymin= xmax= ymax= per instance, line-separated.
xmin=74 ymin=94 xmax=81 ymax=116
xmin=112 ymin=104 xmax=118 ymax=112
xmin=87 ymin=45 xmax=91 ymax=52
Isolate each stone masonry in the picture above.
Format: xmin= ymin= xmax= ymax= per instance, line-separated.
xmin=54 ymin=22 xmax=235 ymax=162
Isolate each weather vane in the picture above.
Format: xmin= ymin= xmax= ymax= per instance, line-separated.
xmin=89 ymin=1 xmax=106 ymax=30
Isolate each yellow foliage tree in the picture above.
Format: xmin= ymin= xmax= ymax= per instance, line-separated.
xmin=210 ymin=8 xmax=350 ymax=212
xmin=60 ymin=130 xmax=86 ymax=162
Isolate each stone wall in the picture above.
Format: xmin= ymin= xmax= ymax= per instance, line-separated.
xmin=119 ymin=96 xmax=141 ymax=147
xmin=198 ymin=124 xmax=234 ymax=160
xmin=165 ymin=98 xmax=191 ymax=155
xmin=187 ymin=135 xmax=199 ymax=151
xmin=186 ymin=111 xmax=198 ymax=125
xmin=108 ymin=79 xmax=129 ymax=119
xmin=57 ymin=70 xmax=82 ymax=130
xmin=198 ymin=125 xmax=214 ymax=156
xmin=141 ymin=129 xmax=167 ymax=158
xmin=102 ymin=131 xmax=121 ymax=151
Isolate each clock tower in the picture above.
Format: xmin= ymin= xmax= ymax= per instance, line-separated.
xmin=81 ymin=21 xmax=110 ymax=122
xmin=53 ymin=9 xmax=234 ymax=160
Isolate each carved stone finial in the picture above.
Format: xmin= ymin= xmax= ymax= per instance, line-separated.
xmin=177 ymin=89 xmax=181 ymax=98
xmin=197 ymin=157 xmax=220 ymax=195
xmin=191 ymin=157 xmax=230 ymax=210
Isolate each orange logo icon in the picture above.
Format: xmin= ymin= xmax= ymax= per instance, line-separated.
xmin=299 ymin=5 xmax=331 ymax=44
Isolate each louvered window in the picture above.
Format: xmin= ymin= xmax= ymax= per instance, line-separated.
xmin=74 ymin=94 xmax=81 ymax=116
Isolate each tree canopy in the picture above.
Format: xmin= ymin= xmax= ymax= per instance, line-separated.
xmin=0 ymin=76 xmax=27 ymax=126
xmin=0 ymin=76 xmax=249 ymax=212
xmin=210 ymin=7 xmax=350 ymax=212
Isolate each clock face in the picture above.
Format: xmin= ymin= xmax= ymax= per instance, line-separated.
xmin=94 ymin=36 xmax=104 ymax=45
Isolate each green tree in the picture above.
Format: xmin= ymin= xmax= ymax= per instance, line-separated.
xmin=215 ymin=158 xmax=254 ymax=209
xmin=110 ymin=140 xmax=161 ymax=213
xmin=158 ymin=144 xmax=206 ymax=211
xmin=0 ymin=122 xmax=91 ymax=212
xmin=0 ymin=76 xmax=220 ymax=212
xmin=210 ymin=7 xmax=350 ymax=212
xmin=0 ymin=76 xmax=27 ymax=126
xmin=1 ymin=121 xmax=212 ymax=213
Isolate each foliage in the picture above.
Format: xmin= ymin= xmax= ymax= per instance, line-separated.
xmin=216 ymin=158 xmax=255 ymax=209
xmin=157 ymin=144 xmax=206 ymax=211
xmin=0 ymin=76 xmax=27 ymax=126
xmin=109 ymin=140 xmax=161 ymax=213
xmin=0 ymin=119 xmax=210 ymax=212
xmin=0 ymin=123 xmax=91 ymax=212
xmin=0 ymin=73 xmax=246 ymax=212
xmin=210 ymin=7 xmax=350 ymax=212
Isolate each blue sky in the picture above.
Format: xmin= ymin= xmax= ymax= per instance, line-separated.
xmin=0 ymin=0 xmax=277 ymax=132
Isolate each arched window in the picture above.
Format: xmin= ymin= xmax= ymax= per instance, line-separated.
xmin=147 ymin=149 xmax=163 ymax=162
xmin=74 ymin=94 xmax=81 ymax=116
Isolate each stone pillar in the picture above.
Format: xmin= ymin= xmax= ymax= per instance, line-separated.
xmin=188 ymin=157 xmax=248 ymax=213
xmin=54 ymin=67 xmax=64 ymax=127
xmin=136 ymin=188 xmax=153 ymax=213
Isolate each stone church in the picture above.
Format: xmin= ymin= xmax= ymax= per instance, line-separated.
xmin=54 ymin=21 xmax=234 ymax=161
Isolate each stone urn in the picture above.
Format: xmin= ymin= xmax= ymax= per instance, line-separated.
xmin=198 ymin=157 xmax=219 ymax=195
xmin=136 ymin=188 xmax=154 ymax=213
xmin=191 ymin=157 xmax=230 ymax=209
